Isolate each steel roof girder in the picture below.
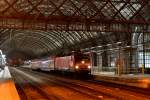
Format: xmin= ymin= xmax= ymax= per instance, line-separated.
xmin=15 ymin=33 xmax=57 ymax=50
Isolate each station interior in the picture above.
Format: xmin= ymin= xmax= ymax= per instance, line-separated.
xmin=0 ymin=0 xmax=150 ymax=100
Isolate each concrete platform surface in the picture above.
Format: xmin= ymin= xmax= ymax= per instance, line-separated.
xmin=94 ymin=73 xmax=150 ymax=89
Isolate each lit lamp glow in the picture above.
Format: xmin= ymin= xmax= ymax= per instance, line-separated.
xmin=75 ymin=65 xmax=79 ymax=69
xmin=81 ymin=61 xmax=85 ymax=64
xmin=88 ymin=65 xmax=91 ymax=69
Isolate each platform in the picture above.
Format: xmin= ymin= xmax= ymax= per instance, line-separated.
xmin=0 ymin=66 xmax=11 ymax=81
xmin=0 ymin=66 xmax=20 ymax=100
xmin=93 ymin=72 xmax=150 ymax=89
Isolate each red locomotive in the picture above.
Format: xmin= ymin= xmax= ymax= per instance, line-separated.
xmin=55 ymin=52 xmax=91 ymax=73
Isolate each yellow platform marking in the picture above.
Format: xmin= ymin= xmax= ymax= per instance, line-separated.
xmin=0 ymin=80 xmax=20 ymax=100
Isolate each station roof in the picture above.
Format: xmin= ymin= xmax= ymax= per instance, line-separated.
xmin=0 ymin=0 xmax=150 ymax=57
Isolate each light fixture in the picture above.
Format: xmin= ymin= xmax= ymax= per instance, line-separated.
xmin=88 ymin=66 xmax=91 ymax=69
xmin=75 ymin=66 xmax=79 ymax=69
xmin=116 ymin=42 xmax=122 ymax=44
xmin=97 ymin=45 xmax=102 ymax=48
xmin=107 ymin=44 xmax=111 ymax=46
xmin=81 ymin=61 xmax=85 ymax=64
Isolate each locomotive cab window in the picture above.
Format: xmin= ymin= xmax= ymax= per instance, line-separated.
xmin=74 ymin=54 xmax=90 ymax=63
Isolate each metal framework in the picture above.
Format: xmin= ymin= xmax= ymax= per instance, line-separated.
xmin=0 ymin=0 xmax=149 ymax=56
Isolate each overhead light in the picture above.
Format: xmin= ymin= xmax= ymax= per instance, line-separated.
xmin=97 ymin=45 xmax=102 ymax=47
xmin=107 ymin=44 xmax=111 ymax=46
xmin=116 ymin=42 xmax=122 ymax=44
xmin=91 ymin=47 xmax=95 ymax=49
xmin=126 ymin=45 xmax=131 ymax=48
xmin=101 ymin=32 xmax=105 ymax=34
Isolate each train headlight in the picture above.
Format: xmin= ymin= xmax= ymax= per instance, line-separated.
xmin=88 ymin=65 xmax=91 ymax=69
xmin=75 ymin=65 xmax=79 ymax=69
xmin=81 ymin=61 xmax=85 ymax=64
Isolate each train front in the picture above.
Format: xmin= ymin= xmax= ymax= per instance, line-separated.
xmin=74 ymin=54 xmax=91 ymax=74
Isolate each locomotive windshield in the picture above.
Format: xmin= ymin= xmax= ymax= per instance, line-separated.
xmin=81 ymin=55 xmax=90 ymax=60
xmin=74 ymin=53 xmax=90 ymax=63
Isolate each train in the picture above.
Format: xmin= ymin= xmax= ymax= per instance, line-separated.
xmin=26 ymin=52 xmax=91 ymax=74
xmin=30 ymin=58 xmax=54 ymax=71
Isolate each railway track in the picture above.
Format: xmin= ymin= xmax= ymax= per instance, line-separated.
xmin=11 ymin=70 xmax=28 ymax=100
xmin=31 ymin=68 xmax=150 ymax=98
xmin=20 ymin=67 xmax=150 ymax=100
xmin=27 ymin=72 xmax=150 ymax=100
xmin=10 ymin=69 xmax=60 ymax=100
xmin=11 ymin=67 xmax=117 ymax=100
xmin=87 ymin=79 xmax=150 ymax=97
xmin=34 ymin=74 xmax=116 ymax=100
xmin=11 ymin=67 xmax=150 ymax=100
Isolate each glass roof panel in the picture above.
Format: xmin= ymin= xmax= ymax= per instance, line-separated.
xmin=52 ymin=0 xmax=64 ymax=7
xmin=74 ymin=31 xmax=82 ymax=39
xmin=112 ymin=2 xmax=124 ymax=10
xmin=90 ymin=32 xmax=98 ymax=37
xmin=80 ymin=3 xmax=96 ymax=17
xmin=66 ymin=36 xmax=74 ymax=44
xmin=93 ymin=0 xmax=106 ymax=9
xmin=51 ymin=31 xmax=67 ymax=44
xmin=82 ymin=31 xmax=91 ymax=38
xmin=29 ymin=0 xmax=41 ymax=6
xmin=132 ymin=3 xmax=141 ymax=10
xmin=37 ymin=0 xmax=55 ymax=16
xmin=101 ymin=3 xmax=117 ymax=19
xmin=120 ymin=4 xmax=136 ymax=19
xmin=15 ymin=0 xmax=32 ymax=12
xmin=70 ymin=32 xmax=80 ymax=42
xmin=86 ymin=32 xmax=93 ymax=38
xmin=61 ymin=31 xmax=74 ymax=44
xmin=70 ymin=0 xmax=86 ymax=8
xmin=0 ymin=0 xmax=9 ymax=12
xmin=52 ymin=31 xmax=68 ymax=46
xmin=48 ymin=31 xmax=63 ymax=45
xmin=60 ymin=0 xmax=76 ymax=16
xmin=80 ymin=31 xmax=88 ymax=39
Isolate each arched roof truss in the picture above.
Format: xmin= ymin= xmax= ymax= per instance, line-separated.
xmin=0 ymin=0 xmax=149 ymax=56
